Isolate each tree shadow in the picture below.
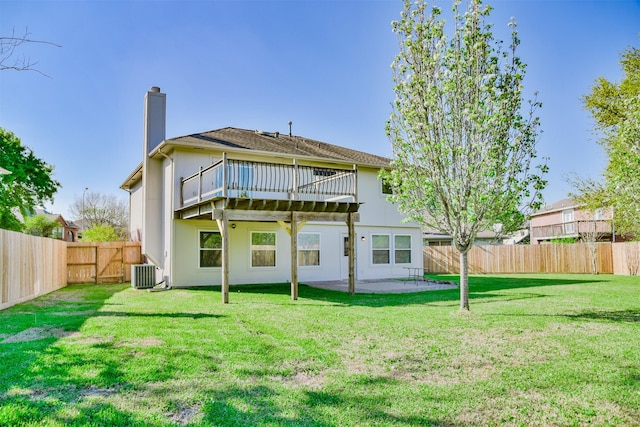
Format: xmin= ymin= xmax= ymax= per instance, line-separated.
xmin=0 ymin=285 xmax=220 ymax=427
xmin=186 ymin=275 xmax=609 ymax=308
xmin=200 ymin=379 xmax=458 ymax=426
xmin=94 ymin=311 xmax=224 ymax=319
xmin=564 ymin=309 xmax=640 ymax=323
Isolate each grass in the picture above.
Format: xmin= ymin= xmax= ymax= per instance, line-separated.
xmin=0 ymin=274 xmax=639 ymax=426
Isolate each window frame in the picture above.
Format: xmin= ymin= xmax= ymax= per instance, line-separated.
xmin=250 ymin=230 xmax=277 ymax=268
xmin=199 ymin=230 xmax=222 ymax=269
xmin=298 ymin=232 xmax=321 ymax=267
xmin=381 ymin=178 xmax=393 ymax=196
xmin=394 ymin=234 xmax=412 ymax=264
xmin=371 ymin=233 xmax=391 ymax=265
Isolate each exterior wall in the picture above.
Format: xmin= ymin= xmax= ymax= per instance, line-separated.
xmin=165 ymin=150 xmax=423 ymax=287
xmin=356 ymin=167 xmax=407 ymax=227
xmin=531 ymin=210 xmax=565 ymax=228
xmin=128 ymin=180 xmax=144 ymax=241
xmin=162 ymin=156 xmax=174 ymax=284
xmin=171 ymin=219 xmax=422 ymax=287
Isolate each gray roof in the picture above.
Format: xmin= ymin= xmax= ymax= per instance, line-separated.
xmin=164 ymin=127 xmax=391 ymax=168
xmin=531 ymin=198 xmax=579 ymax=216
xmin=122 ymin=127 xmax=392 ymax=190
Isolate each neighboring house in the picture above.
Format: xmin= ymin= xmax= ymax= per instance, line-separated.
xmin=423 ymin=228 xmax=529 ymax=247
xmin=33 ymin=208 xmax=80 ymax=242
xmin=529 ymin=198 xmax=614 ymax=244
xmin=120 ymin=87 xmax=423 ymax=302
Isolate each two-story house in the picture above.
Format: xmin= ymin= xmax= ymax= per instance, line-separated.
xmin=529 ymin=198 xmax=614 ymax=244
xmin=120 ymin=87 xmax=423 ymax=303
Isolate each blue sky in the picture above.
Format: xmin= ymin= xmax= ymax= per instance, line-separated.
xmin=1 ymin=0 xmax=639 ymax=219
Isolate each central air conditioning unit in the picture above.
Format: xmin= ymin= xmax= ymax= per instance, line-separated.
xmin=131 ymin=264 xmax=156 ymax=289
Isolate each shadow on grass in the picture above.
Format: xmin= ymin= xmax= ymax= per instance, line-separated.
xmin=186 ymin=275 xmax=609 ymax=308
xmin=201 ymin=380 xmax=457 ymax=427
xmin=564 ymin=309 xmax=640 ymax=323
xmin=94 ymin=311 xmax=224 ymax=319
xmin=0 ymin=284 xmax=160 ymax=426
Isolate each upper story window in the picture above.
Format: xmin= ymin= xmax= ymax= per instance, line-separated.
xmin=562 ymin=209 xmax=575 ymax=234
xmin=594 ymin=208 xmax=604 ymax=220
xmin=381 ymin=178 xmax=393 ymax=195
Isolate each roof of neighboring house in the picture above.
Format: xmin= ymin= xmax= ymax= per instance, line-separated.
xmin=531 ymin=198 xmax=581 ymax=216
xmin=423 ymin=229 xmax=500 ymax=241
xmin=122 ymin=127 xmax=391 ymax=189
xmin=33 ymin=208 xmax=78 ymax=228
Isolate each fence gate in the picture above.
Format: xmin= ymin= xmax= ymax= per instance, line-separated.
xmin=67 ymin=242 xmax=142 ymax=284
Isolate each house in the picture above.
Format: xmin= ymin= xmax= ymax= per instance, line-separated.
xmin=423 ymin=226 xmax=530 ymax=247
xmin=529 ymin=198 xmax=614 ymax=244
xmin=120 ymin=87 xmax=423 ymax=303
xmin=32 ymin=208 xmax=80 ymax=242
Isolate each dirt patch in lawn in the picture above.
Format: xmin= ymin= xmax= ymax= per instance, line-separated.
xmin=165 ymin=403 xmax=202 ymax=426
xmin=1 ymin=327 xmax=73 ymax=343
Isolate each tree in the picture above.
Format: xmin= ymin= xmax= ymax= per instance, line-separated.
xmin=81 ymin=224 xmax=121 ymax=242
xmin=1 ymin=28 xmax=61 ymax=77
xmin=69 ymin=191 xmax=128 ymax=239
xmin=0 ymin=128 xmax=61 ymax=231
xmin=385 ymin=0 xmax=547 ymax=310
xmin=581 ymin=45 xmax=640 ymax=238
xmin=22 ymin=214 xmax=60 ymax=238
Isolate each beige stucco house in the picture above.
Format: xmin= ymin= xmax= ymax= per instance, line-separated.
xmin=121 ymin=87 xmax=423 ymax=302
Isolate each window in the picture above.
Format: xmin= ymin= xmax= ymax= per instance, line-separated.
xmin=298 ymin=233 xmax=320 ymax=266
xmin=343 ymin=236 xmax=350 ymax=256
xmin=594 ymin=208 xmax=604 ymax=220
xmin=394 ymin=235 xmax=412 ymax=264
xmin=562 ymin=209 xmax=575 ymax=234
xmin=200 ymin=231 xmax=222 ymax=268
xmin=381 ymin=178 xmax=393 ymax=195
xmin=372 ymin=234 xmax=390 ymax=264
xmin=251 ymin=231 xmax=276 ymax=267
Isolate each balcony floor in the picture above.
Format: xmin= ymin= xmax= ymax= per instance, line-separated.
xmin=176 ymin=196 xmax=360 ymax=220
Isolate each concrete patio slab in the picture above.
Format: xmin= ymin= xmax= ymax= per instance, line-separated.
xmin=304 ymin=278 xmax=457 ymax=294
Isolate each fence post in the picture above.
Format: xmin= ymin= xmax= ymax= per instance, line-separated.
xmin=95 ymin=244 xmax=99 ymax=283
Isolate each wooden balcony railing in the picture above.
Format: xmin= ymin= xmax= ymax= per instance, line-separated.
xmin=531 ymin=220 xmax=612 ymax=239
xmin=180 ymin=156 xmax=357 ymax=208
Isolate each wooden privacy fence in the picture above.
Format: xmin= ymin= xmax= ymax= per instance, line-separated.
xmin=612 ymin=242 xmax=640 ymax=275
xmin=67 ymin=241 xmax=143 ymax=284
xmin=0 ymin=229 xmax=67 ymax=311
xmin=423 ymin=242 xmax=640 ymax=275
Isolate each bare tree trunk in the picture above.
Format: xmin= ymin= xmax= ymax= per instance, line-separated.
xmin=459 ymin=250 xmax=470 ymax=310
xmin=590 ymin=244 xmax=599 ymax=275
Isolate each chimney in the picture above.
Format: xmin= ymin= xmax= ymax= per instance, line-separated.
xmin=144 ymin=86 xmax=166 ymax=155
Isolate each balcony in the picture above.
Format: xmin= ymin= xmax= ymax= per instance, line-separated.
xmin=176 ymin=157 xmax=359 ymax=220
xmin=531 ymin=220 xmax=612 ymax=241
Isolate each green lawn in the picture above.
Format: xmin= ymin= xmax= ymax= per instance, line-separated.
xmin=1 ymin=274 xmax=639 ymax=426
